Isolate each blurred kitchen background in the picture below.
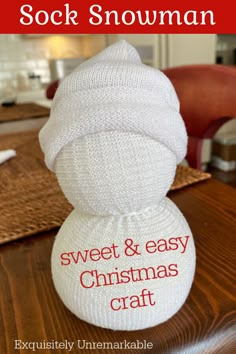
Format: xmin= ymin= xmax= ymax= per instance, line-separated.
xmin=0 ymin=34 xmax=104 ymax=99
xmin=0 ymin=34 xmax=236 ymax=181
xmin=0 ymin=34 xmax=235 ymax=99
xmin=1 ymin=34 xmax=236 ymax=100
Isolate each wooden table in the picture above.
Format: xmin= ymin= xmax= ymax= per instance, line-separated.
xmin=0 ymin=179 xmax=235 ymax=354
xmin=0 ymin=102 xmax=50 ymax=136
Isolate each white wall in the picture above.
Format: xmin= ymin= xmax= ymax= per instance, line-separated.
xmin=106 ymin=34 xmax=216 ymax=69
xmin=214 ymin=119 xmax=236 ymax=141
xmin=166 ymin=34 xmax=216 ymax=67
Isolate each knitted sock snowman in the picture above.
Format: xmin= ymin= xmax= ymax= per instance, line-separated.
xmin=39 ymin=40 xmax=196 ymax=331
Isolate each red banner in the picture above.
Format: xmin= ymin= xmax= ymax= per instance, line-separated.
xmin=0 ymin=1 xmax=234 ymax=34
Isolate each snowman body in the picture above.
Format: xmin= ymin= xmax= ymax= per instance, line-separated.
xmin=39 ymin=40 xmax=196 ymax=331
xmin=52 ymin=132 xmax=196 ymax=330
xmin=52 ymin=199 xmax=195 ymax=330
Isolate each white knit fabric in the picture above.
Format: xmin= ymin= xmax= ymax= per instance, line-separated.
xmin=0 ymin=149 xmax=16 ymax=164
xmin=39 ymin=40 xmax=195 ymax=331
xmin=39 ymin=40 xmax=187 ymax=172
xmin=55 ymin=131 xmax=176 ymax=215
xmin=52 ymin=198 xmax=196 ymax=331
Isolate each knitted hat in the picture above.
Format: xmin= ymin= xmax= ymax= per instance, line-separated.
xmin=39 ymin=40 xmax=187 ymax=172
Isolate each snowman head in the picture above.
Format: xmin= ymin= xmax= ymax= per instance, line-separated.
xmin=39 ymin=40 xmax=187 ymax=215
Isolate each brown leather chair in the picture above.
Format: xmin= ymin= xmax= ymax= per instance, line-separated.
xmin=162 ymin=64 xmax=236 ymax=169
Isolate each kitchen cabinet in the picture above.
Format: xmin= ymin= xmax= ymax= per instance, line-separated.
xmin=106 ymin=34 xmax=216 ymax=69
xmin=165 ymin=34 xmax=216 ymax=67
xmin=106 ymin=34 xmax=163 ymax=68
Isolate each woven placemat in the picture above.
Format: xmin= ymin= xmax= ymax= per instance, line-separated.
xmin=0 ymin=103 xmax=50 ymax=123
xmin=0 ymin=130 xmax=211 ymax=245
xmin=170 ymin=164 xmax=211 ymax=191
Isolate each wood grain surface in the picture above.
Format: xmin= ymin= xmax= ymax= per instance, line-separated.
xmin=0 ymin=179 xmax=235 ymax=354
xmin=0 ymin=103 xmax=50 ymax=123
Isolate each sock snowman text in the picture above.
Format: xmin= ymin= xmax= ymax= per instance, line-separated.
xmin=39 ymin=40 xmax=196 ymax=331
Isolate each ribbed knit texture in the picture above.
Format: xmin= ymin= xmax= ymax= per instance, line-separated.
xmin=39 ymin=40 xmax=195 ymax=331
xmin=52 ymin=198 xmax=196 ymax=331
xmin=39 ymin=40 xmax=187 ymax=172
xmin=55 ymin=131 xmax=176 ymax=215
